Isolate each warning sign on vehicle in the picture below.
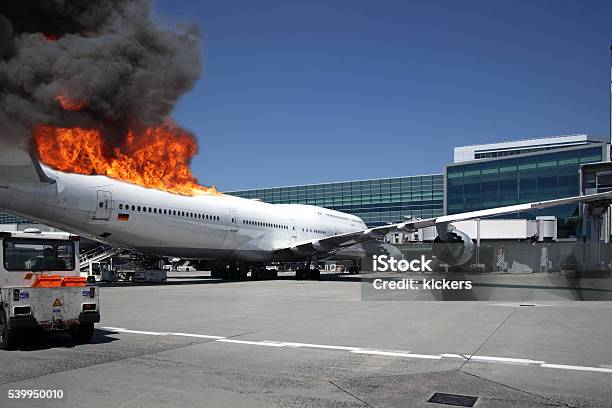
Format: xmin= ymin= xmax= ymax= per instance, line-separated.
xmin=52 ymin=298 xmax=62 ymax=307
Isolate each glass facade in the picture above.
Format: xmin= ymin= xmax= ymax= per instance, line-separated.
xmin=0 ymin=212 xmax=30 ymax=224
xmin=446 ymin=145 xmax=606 ymax=238
xmin=227 ymin=175 xmax=444 ymax=227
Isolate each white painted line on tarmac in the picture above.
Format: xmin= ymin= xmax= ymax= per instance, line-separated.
xmin=540 ymin=364 xmax=612 ymax=373
xmin=467 ymin=355 xmax=546 ymax=365
xmin=216 ymin=339 xmax=286 ymax=347
xmin=351 ymin=350 xmax=442 ymax=359
xmin=440 ymin=353 xmax=466 ymax=359
xmin=104 ymin=327 xmax=225 ymax=339
xmin=168 ymin=332 xmax=226 ymax=339
xmin=102 ymin=326 xmax=612 ymax=374
xmin=277 ymin=341 xmax=362 ymax=351
xmin=103 ymin=327 xmax=171 ymax=336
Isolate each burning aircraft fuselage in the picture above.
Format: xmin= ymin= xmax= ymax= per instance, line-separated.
xmin=0 ymin=165 xmax=367 ymax=261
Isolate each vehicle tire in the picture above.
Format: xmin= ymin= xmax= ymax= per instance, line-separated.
xmin=296 ymin=269 xmax=305 ymax=280
xmin=308 ymin=269 xmax=321 ymax=280
xmin=251 ymin=269 xmax=262 ymax=280
xmin=0 ymin=309 xmax=18 ymax=350
xmin=69 ymin=323 xmax=95 ymax=344
xmin=265 ymin=269 xmax=278 ymax=280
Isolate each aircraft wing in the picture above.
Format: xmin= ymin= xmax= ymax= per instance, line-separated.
xmin=274 ymin=191 xmax=612 ymax=257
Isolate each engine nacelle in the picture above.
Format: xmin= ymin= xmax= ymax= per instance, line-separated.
xmin=432 ymin=229 xmax=474 ymax=266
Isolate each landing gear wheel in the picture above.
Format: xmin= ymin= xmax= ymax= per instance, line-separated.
xmin=225 ymin=268 xmax=247 ymax=280
xmin=0 ymin=310 xmax=18 ymax=350
xmin=308 ymin=269 xmax=321 ymax=280
xmin=69 ymin=323 xmax=95 ymax=344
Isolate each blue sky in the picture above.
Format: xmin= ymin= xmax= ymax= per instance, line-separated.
xmin=154 ymin=0 xmax=612 ymax=191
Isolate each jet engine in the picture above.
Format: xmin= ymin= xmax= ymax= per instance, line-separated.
xmin=432 ymin=224 xmax=474 ymax=266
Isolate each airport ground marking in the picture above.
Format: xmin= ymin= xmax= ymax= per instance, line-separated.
xmin=103 ymin=326 xmax=612 ymax=374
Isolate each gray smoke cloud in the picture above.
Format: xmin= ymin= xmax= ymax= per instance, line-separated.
xmin=0 ymin=0 xmax=202 ymax=147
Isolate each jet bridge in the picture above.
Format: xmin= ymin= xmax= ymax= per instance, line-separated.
xmin=580 ymin=162 xmax=612 ymax=269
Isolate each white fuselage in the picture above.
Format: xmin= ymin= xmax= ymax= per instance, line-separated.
xmin=0 ymin=166 xmax=367 ymax=261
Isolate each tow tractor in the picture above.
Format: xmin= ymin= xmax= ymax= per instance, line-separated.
xmin=0 ymin=229 xmax=100 ymax=350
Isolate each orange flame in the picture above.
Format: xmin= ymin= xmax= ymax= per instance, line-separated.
xmin=44 ymin=34 xmax=59 ymax=42
xmin=33 ymin=124 xmax=218 ymax=196
xmin=55 ymin=94 xmax=85 ymax=111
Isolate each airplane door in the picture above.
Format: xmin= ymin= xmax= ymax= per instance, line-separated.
xmin=290 ymin=219 xmax=297 ymax=242
xmin=229 ymin=209 xmax=238 ymax=232
xmin=93 ymin=190 xmax=112 ymax=220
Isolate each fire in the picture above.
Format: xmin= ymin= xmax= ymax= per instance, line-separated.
xmin=33 ymin=124 xmax=219 ymax=196
xmin=44 ymin=34 xmax=59 ymax=42
xmin=55 ymin=94 xmax=85 ymax=111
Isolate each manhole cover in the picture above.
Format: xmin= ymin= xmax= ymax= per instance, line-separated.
xmin=428 ymin=392 xmax=478 ymax=407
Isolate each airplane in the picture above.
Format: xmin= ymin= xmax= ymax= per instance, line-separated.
xmin=1 ymin=145 xmax=611 ymax=280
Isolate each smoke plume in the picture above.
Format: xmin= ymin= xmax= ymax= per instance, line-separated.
xmin=0 ymin=0 xmax=202 ymax=149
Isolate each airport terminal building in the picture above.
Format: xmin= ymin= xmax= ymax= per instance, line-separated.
xmin=228 ymin=134 xmax=610 ymax=241
xmin=226 ymin=174 xmax=444 ymax=228
xmin=446 ymin=135 xmax=608 ymax=239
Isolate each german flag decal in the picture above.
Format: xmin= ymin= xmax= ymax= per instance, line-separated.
xmin=117 ymin=213 xmax=130 ymax=221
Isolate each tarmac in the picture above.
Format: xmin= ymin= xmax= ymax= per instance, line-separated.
xmin=1 ymin=271 xmax=611 ymax=407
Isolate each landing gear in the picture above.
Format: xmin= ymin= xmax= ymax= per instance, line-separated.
xmin=211 ymin=263 xmax=248 ymax=280
xmin=308 ymin=269 xmax=320 ymax=280
xmin=251 ymin=267 xmax=278 ymax=280
xmin=296 ymin=268 xmax=320 ymax=280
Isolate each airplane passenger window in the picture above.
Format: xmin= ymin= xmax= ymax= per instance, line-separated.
xmin=138 ymin=206 xmax=141 ymax=211
xmin=132 ymin=205 xmax=135 ymax=211
xmin=119 ymin=204 xmax=123 ymax=210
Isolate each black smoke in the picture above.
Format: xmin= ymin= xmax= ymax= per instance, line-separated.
xmin=0 ymin=0 xmax=202 ymax=147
